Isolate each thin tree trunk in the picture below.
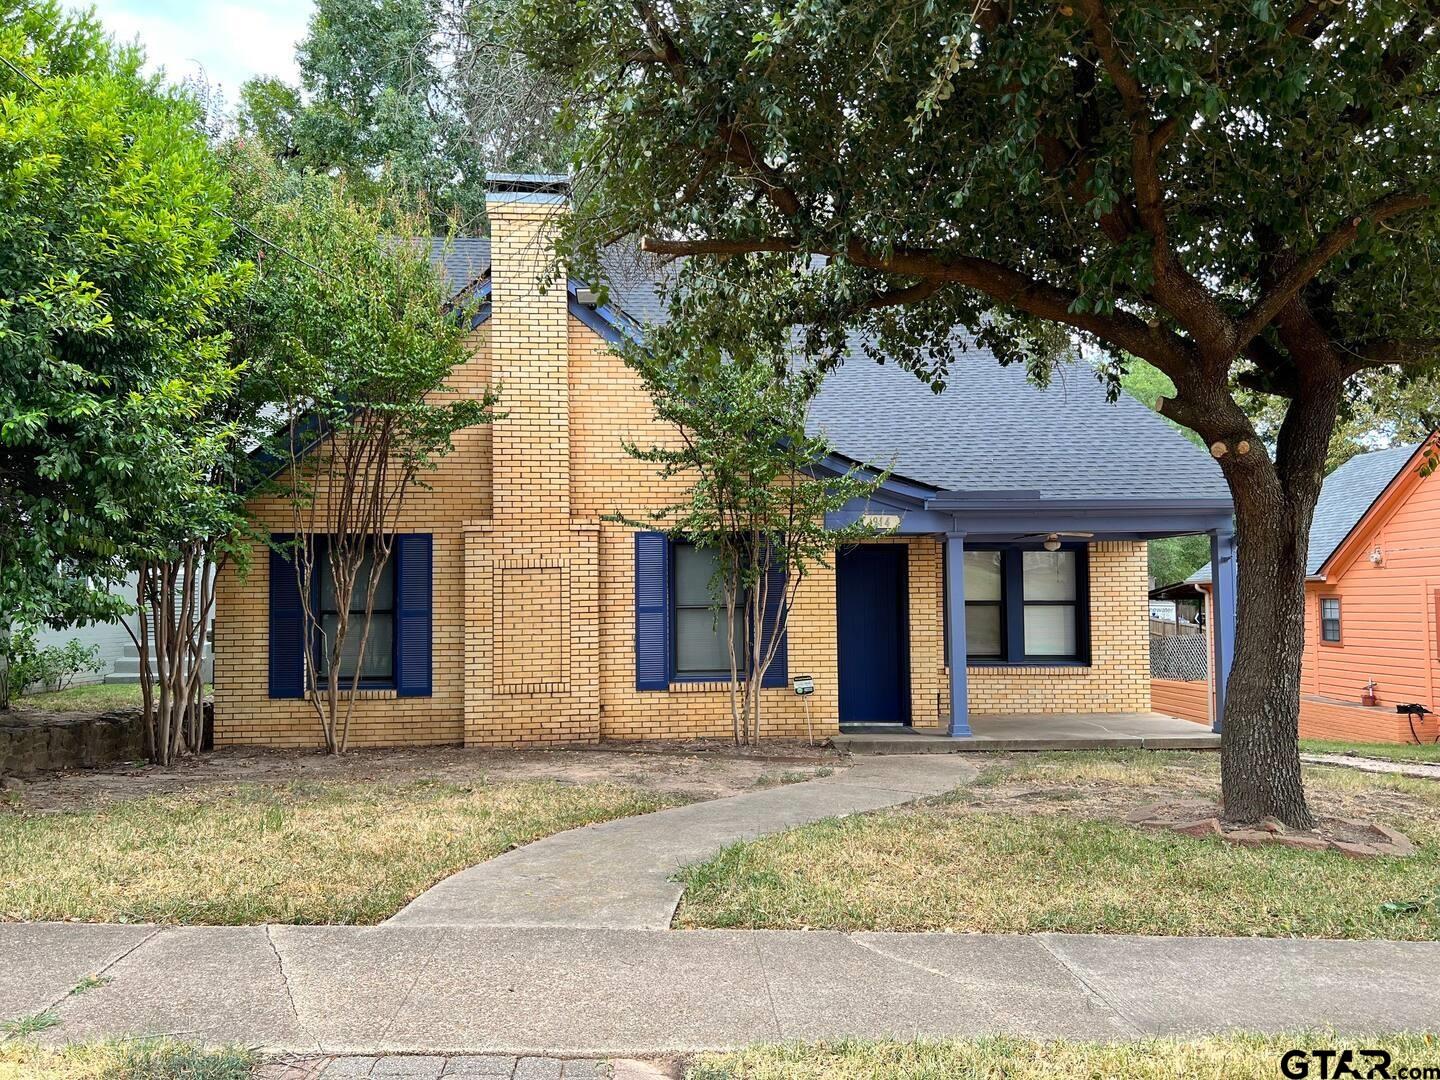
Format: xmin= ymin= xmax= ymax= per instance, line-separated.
xmin=0 ymin=619 xmax=11 ymax=711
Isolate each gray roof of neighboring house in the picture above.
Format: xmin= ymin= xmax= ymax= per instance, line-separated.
xmin=1188 ymin=441 xmax=1422 ymax=583
xmin=427 ymin=238 xmax=1228 ymax=503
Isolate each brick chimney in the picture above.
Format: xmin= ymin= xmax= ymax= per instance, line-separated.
xmin=485 ymin=173 xmax=571 ymax=525
xmin=466 ymin=174 xmax=600 ymax=748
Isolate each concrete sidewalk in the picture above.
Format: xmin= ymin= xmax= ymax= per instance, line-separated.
xmin=388 ymin=756 xmax=977 ymax=929
xmin=5 ymin=923 xmax=1437 ymax=1055
xmin=1302 ymin=752 xmax=1440 ymax=782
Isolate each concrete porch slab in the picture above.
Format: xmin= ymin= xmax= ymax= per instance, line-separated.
xmin=834 ymin=712 xmax=1220 ymax=754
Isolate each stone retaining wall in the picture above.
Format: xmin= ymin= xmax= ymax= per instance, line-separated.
xmin=0 ymin=710 xmax=143 ymax=776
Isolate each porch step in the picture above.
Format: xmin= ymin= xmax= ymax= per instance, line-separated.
xmin=833 ymin=728 xmax=1221 ymax=755
xmin=838 ymin=711 xmax=1224 ymax=755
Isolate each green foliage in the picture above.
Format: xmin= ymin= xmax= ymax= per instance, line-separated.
xmin=227 ymin=143 xmax=497 ymax=752
xmin=0 ymin=1010 xmax=59 ymax=1038
xmin=294 ymin=0 xmax=487 ymax=228
xmin=1120 ymin=360 xmax=1202 ymax=448
xmin=1148 ymin=534 xmax=1210 ymax=589
xmin=230 ymin=142 xmax=496 ymax=489
xmin=511 ymin=0 xmax=1440 ymax=823
xmin=0 ymin=1038 xmax=256 ymax=1080
xmin=234 ymin=76 xmax=302 ymax=157
xmin=517 ymin=0 xmax=1440 ymax=388
xmin=239 ymin=0 xmax=567 ymax=232
xmin=1241 ymin=369 xmax=1440 ymax=473
xmin=2 ymin=626 xmax=101 ymax=698
xmin=0 ymin=0 xmax=245 ymax=631
xmin=617 ymin=267 xmax=886 ymax=741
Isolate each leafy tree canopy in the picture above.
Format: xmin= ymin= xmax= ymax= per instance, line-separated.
xmin=238 ymin=0 xmax=567 ymax=232
xmin=518 ymin=0 xmax=1438 ymax=398
xmin=0 ymin=0 xmax=244 ymax=629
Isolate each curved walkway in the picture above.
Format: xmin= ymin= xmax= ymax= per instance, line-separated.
xmin=386 ymin=756 xmax=978 ymax=930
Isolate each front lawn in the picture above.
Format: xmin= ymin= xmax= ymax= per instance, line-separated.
xmin=0 ymin=779 xmax=683 ymax=924
xmin=688 ymin=1034 xmax=1440 ymax=1080
xmin=675 ymin=751 xmax=1440 ymax=939
xmin=13 ymin=684 xmax=146 ymax=713
xmin=1302 ymin=738 xmax=1440 ymax=765
xmin=0 ymin=1039 xmax=253 ymax=1080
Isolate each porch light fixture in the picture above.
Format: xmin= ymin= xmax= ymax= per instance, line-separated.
xmin=1043 ymin=533 xmax=1062 ymax=551
xmin=1370 ymin=546 xmax=1384 ymax=566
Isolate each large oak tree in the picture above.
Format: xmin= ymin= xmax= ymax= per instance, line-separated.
xmin=516 ymin=0 xmax=1440 ymax=825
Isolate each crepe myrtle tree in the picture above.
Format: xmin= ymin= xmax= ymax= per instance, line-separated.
xmin=241 ymin=151 xmax=497 ymax=754
xmin=614 ymin=269 xmax=887 ymax=744
xmin=516 ymin=0 xmax=1440 ymax=826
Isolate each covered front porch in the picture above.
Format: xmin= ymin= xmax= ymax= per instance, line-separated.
xmin=833 ymin=710 xmax=1221 ymax=753
xmin=823 ymin=465 xmax=1238 ymax=741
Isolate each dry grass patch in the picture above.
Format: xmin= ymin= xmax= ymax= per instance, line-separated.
xmin=687 ymin=1034 xmax=1440 ymax=1080
xmin=675 ymin=751 xmax=1440 ymax=938
xmin=0 ymin=1040 xmax=253 ymax=1080
xmin=0 ymin=779 xmax=683 ymax=924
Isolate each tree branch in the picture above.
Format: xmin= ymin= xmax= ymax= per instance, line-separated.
xmin=1072 ymin=0 xmax=1234 ymax=361
xmin=1346 ymin=337 xmax=1440 ymax=374
xmin=1236 ymin=192 xmax=1432 ymax=348
xmin=640 ymin=233 xmax=1195 ymax=375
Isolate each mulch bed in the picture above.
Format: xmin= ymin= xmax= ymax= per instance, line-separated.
xmin=1126 ymin=798 xmax=1416 ymax=857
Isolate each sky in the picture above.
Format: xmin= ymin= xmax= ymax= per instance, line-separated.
xmin=89 ymin=0 xmax=315 ymax=97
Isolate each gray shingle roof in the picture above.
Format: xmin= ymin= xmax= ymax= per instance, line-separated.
xmin=807 ymin=350 xmax=1229 ymax=499
xmin=426 ymin=237 xmax=675 ymax=321
xmin=1188 ymin=442 xmax=1422 ymax=583
xmin=428 ymin=237 xmax=490 ymax=297
xmin=427 ymin=239 xmax=1228 ymax=504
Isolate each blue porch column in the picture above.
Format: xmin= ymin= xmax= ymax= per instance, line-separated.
xmin=944 ymin=532 xmax=972 ymax=737
xmin=1209 ymin=528 xmax=1237 ymax=734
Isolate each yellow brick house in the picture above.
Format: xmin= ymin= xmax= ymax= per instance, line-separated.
xmin=212 ymin=174 xmax=1237 ymax=748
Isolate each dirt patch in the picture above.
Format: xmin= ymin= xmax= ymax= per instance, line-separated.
xmin=2 ymin=741 xmax=848 ymax=813
xmin=954 ymin=755 xmax=1428 ymax=857
xmin=1124 ymin=798 xmax=1417 ymax=857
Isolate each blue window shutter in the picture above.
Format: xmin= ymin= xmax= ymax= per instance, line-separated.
xmin=394 ymin=533 xmax=433 ymax=697
xmin=634 ymin=532 xmax=669 ymax=690
xmin=759 ymin=559 xmax=789 ymax=688
xmin=268 ymin=536 xmax=305 ymax=699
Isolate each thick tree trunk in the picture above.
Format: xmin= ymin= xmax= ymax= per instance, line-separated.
xmin=1220 ymin=484 xmax=1317 ymax=828
xmin=1214 ymin=367 xmax=1337 ymax=829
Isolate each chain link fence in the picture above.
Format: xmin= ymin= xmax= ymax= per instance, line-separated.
xmin=1150 ymin=633 xmax=1208 ymax=681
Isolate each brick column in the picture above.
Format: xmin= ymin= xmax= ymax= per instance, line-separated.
xmin=464 ymin=176 xmax=601 ymax=747
xmin=487 ymin=185 xmax=570 ymax=524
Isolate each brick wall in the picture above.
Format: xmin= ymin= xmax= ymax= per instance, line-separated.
xmin=569 ymin=321 xmax=839 ymax=740
xmin=966 ymin=541 xmax=1151 ymax=714
xmin=213 ymin=196 xmax=1156 ymax=748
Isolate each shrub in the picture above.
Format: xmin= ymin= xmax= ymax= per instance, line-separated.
xmin=3 ymin=625 xmax=102 ymax=698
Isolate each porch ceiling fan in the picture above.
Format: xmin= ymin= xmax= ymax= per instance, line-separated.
xmin=1017 ymin=530 xmax=1095 ymax=551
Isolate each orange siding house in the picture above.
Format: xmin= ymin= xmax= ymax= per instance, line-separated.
xmin=1193 ymin=437 xmax=1440 ymax=744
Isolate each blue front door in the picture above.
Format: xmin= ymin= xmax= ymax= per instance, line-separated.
xmin=836 ymin=544 xmax=911 ymax=725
